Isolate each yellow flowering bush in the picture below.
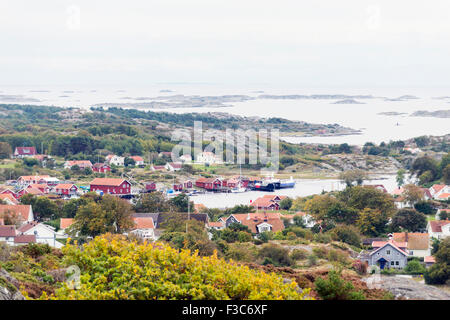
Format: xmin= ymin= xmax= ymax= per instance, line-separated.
xmin=45 ymin=234 xmax=312 ymax=300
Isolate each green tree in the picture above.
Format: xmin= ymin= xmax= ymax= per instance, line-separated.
xmin=0 ymin=142 xmax=12 ymax=159
xmin=443 ymin=164 xmax=450 ymax=185
xmin=396 ymin=169 xmax=406 ymax=188
xmin=279 ymin=197 xmax=293 ymax=210
xmin=391 ymin=208 xmax=427 ymax=232
xmin=356 ymin=208 xmax=390 ymax=236
xmin=339 ymin=169 xmax=368 ymax=187
xmin=134 ymin=192 xmax=173 ymax=213
xmin=424 ymin=238 xmax=450 ymax=285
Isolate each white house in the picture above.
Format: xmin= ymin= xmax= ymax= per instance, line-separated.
xmin=165 ymin=162 xmax=182 ymax=172
xmin=392 ymin=232 xmax=430 ymax=258
xmin=0 ymin=225 xmax=16 ymax=245
xmin=17 ymin=221 xmax=64 ymax=248
xmin=130 ymin=156 xmax=145 ymax=166
xmin=0 ymin=205 xmax=34 ymax=225
xmin=429 ymin=184 xmax=450 ymax=200
xmin=130 ymin=217 xmax=156 ymax=241
xmin=106 ymin=155 xmax=125 ymax=167
xmin=427 ymin=220 xmax=450 ymax=240
xmin=179 ymin=154 xmax=192 ymax=163
xmin=195 ymin=151 xmax=223 ymax=164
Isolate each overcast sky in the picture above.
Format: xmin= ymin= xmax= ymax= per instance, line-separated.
xmin=1 ymin=0 xmax=450 ymax=87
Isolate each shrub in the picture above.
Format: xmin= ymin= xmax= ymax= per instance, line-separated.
xmin=315 ymin=269 xmax=365 ymax=300
xmin=312 ymin=247 xmax=328 ymax=259
xmin=424 ymin=263 xmax=450 ymax=284
xmin=330 ymin=225 xmax=361 ymax=247
xmin=313 ymin=233 xmax=332 ymax=244
xmin=404 ymin=260 xmax=426 ymax=275
xmin=307 ymin=254 xmax=318 ymax=267
xmin=47 ymin=234 xmax=311 ymax=300
xmin=290 ymin=249 xmax=308 ymax=261
xmin=257 ymin=243 xmax=293 ymax=267
xmin=352 ymin=260 xmax=368 ymax=275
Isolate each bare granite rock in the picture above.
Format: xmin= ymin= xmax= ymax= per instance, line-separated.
xmin=0 ymin=269 xmax=25 ymax=300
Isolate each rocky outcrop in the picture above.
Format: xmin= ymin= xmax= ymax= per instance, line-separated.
xmin=0 ymin=269 xmax=25 ymax=300
xmin=363 ymin=275 xmax=450 ymax=300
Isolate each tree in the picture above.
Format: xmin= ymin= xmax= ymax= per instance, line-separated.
xmin=337 ymin=186 xmax=396 ymax=217
xmin=396 ymin=169 xmax=406 ymax=188
xmin=134 ymin=192 xmax=172 ymax=213
xmin=169 ymin=193 xmax=193 ymax=213
xmin=279 ymin=197 xmax=293 ymax=210
xmin=124 ymin=157 xmax=136 ymax=167
xmin=257 ymin=243 xmax=293 ymax=267
xmin=83 ymin=167 xmax=93 ymax=175
xmin=403 ymin=184 xmax=424 ymax=205
xmin=443 ymin=164 xmax=450 ymax=185
xmin=414 ymin=201 xmax=436 ymax=215
xmin=0 ymin=142 xmax=12 ymax=159
xmin=23 ymin=157 xmax=39 ymax=167
xmin=391 ymin=208 xmax=427 ymax=232
xmin=419 ymin=170 xmax=434 ymax=185
xmin=330 ymin=225 xmax=361 ymax=247
xmin=424 ymin=238 xmax=450 ymax=285
xmin=99 ymin=194 xmax=135 ymax=234
xmin=356 ymin=208 xmax=390 ymax=236
xmin=411 ymin=156 xmax=439 ymax=180
xmin=339 ymin=169 xmax=368 ymax=187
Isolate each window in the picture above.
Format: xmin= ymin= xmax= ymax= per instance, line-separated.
xmin=386 ymin=250 xmax=390 ymax=255
xmin=391 ymin=261 xmax=394 ymax=265
xmin=396 ymin=261 xmax=399 ymax=265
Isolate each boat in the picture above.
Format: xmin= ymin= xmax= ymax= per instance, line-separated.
xmin=279 ymin=177 xmax=296 ymax=189
xmin=251 ymin=182 xmax=275 ymax=192
xmin=231 ymin=182 xmax=246 ymax=193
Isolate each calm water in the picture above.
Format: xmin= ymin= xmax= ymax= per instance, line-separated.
xmin=1 ymin=84 xmax=449 ymax=146
xmin=190 ymin=174 xmax=401 ymax=209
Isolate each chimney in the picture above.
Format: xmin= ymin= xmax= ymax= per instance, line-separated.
xmin=405 ymin=232 xmax=408 ymax=243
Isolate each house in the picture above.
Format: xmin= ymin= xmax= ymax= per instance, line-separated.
xmin=58 ymin=218 xmax=74 ymax=237
xmin=13 ymin=234 xmax=36 ymax=245
xmin=17 ymin=175 xmax=51 ymax=186
xmin=437 ymin=193 xmax=450 ymax=201
xmin=53 ymin=184 xmax=78 ymax=197
xmin=0 ymin=188 xmax=19 ymax=200
xmin=13 ymin=147 xmax=37 ymax=158
xmin=0 ymin=205 xmax=34 ymax=225
xmin=130 ymin=156 xmax=145 ymax=166
xmin=195 ymin=151 xmax=222 ymax=164
xmin=22 ymin=187 xmax=44 ymax=197
xmin=27 ymin=184 xmax=50 ymax=194
xmin=222 ymin=212 xmax=284 ymax=234
xmin=90 ymin=178 xmax=132 ymax=195
xmin=0 ymin=225 xmax=16 ymax=245
xmin=183 ymin=180 xmax=193 ymax=189
xmin=392 ymin=232 xmax=430 ymax=257
xmin=207 ymin=221 xmax=226 ymax=230
xmin=194 ymin=203 xmax=207 ymax=213
xmin=17 ymin=221 xmax=63 ymax=248
xmin=150 ymin=165 xmax=166 ymax=171
xmin=281 ymin=211 xmax=315 ymax=228
xmin=106 ymin=155 xmax=125 ymax=167
xmin=179 ymin=154 xmax=192 ymax=163
xmin=144 ymin=182 xmax=157 ymax=193
xmin=424 ymin=256 xmax=436 ymax=268
xmin=64 ymin=160 xmax=93 ymax=170
xmin=365 ymin=185 xmax=388 ymax=193
xmin=427 ymin=220 xmax=450 ymax=240
xmin=429 ymin=184 xmax=449 ymax=199
xmin=93 ymin=163 xmax=111 ymax=173
xmin=165 ymin=162 xmax=182 ymax=172
xmin=195 ymin=177 xmax=222 ymax=190
xmin=173 ymin=183 xmax=183 ymax=191
xmin=130 ymin=217 xmax=156 ymax=241
xmin=250 ymin=197 xmax=280 ymax=211
xmin=0 ymin=194 xmax=20 ymax=205
xmin=361 ymin=240 xmax=409 ymax=270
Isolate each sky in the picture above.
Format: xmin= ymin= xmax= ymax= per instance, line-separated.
xmin=1 ymin=0 xmax=450 ymax=88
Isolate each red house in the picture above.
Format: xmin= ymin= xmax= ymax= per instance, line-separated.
xmin=145 ymin=182 xmax=156 ymax=192
xmin=13 ymin=147 xmax=37 ymax=158
xmin=183 ymin=180 xmax=193 ymax=189
xmin=53 ymin=184 xmax=78 ymax=196
xmin=195 ymin=177 xmax=222 ymax=190
xmin=90 ymin=178 xmax=132 ymax=195
xmin=173 ymin=183 xmax=183 ymax=191
xmin=93 ymin=163 xmax=111 ymax=173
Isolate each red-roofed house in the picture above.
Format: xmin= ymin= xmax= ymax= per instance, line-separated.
xmin=0 ymin=205 xmax=34 ymax=225
xmin=17 ymin=175 xmax=51 ymax=186
xmin=64 ymin=160 xmax=93 ymax=170
xmin=13 ymin=147 xmax=37 ymax=158
xmin=130 ymin=217 xmax=156 ymax=240
xmin=429 ymin=184 xmax=449 ymax=199
xmin=53 ymin=184 xmax=78 ymax=196
xmin=165 ymin=162 xmax=182 ymax=172
xmin=427 ymin=220 xmax=450 ymax=240
xmin=195 ymin=177 xmax=222 ymax=190
xmin=90 ymin=178 xmax=132 ymax=195
xmin=393 ymin=232 xmax=430 ymax=257
xmin=424 ymin=256 xmax=436 ymax=267
xmin=131 ymin=156 xmax=145 ymax=166
xmin=93 ymin=163 xmax=111 ymax=173
xmin=0 ymin=225 xmax=16 ymax=245
xmin=13 ymin=234 xmax=36 ymax=245
xmin=0 ymin=194 xmax=20 ymax=205
xmin=222 ymin=212 xmax=284 ymax=234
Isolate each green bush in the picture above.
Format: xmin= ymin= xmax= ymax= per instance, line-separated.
xmin=257 ymin=243 xmax=293 ymax=267
xmin=424 ymin=263 xmax=450 ymax=284
xmin=290 ymin=249 xmax=308 ymax=261
xmin=404 ymin=260 xmax=426 ymax=275
xmin=315 ymin=269 xmax=365 ymax=300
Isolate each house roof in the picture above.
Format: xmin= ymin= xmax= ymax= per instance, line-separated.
xmin=167 ymin=162 xmax=182 ymax=169
xmin=208 ymin=221 xmax=224 ymax=228
xmin=18 ymin=175 xmax=50 ymax=182
xmin=133 ymin=217 xmax=155 ymax=230
xmin=131 ymin=156 xmax=144 ymax=162
xmin=431 ymin=184 xmax=446 ymax=194
xmin=194 ymin=203 xmax=207 ymax=213
xmin=0 ymin=225 xmax=16 ymax=237
xmin=196 ymin=177 xmax=221 ymax=184
xmin=93 ymin=163 xmax=109 ymax=168
xmin=132 ymin=213 xmax=160 ymax=227
xmin=0 ymin=194 xmax=19 ymax=205
xmin=17 ymin=221 xmax=39 ymax=233
xmin=0 ymin=205 xmax=31 ymax=221
xmin=25 ymin=187 xmax=44 ymax=196
xmin=15 ymin=147 xmax=36 ymax=155
xmin=151 ymin=165 xmax=166 ymax=170
xmin=250 ymin=197 xmax=279 ymax=208
xmin=228 ymin=212 xmax=284 ymax=233
xmin=54 ymin=184 xmax=77 ymax=190
xmin=90 ymin=178 xmax=129 ymax=187
xmin=393 ymin=232 xmax=429 ymax=250
xmin=60 ymin=218 xmax=74 ymax=230
xmin=14 ymin=234 xmax=36 ymax=244
xmin=66 ymin=160 xmax=93 ymax=167
xmin=428 ymin=220 xmax=450 ymax=233
xmin=424 ymin=256 xmax=436 ymax=263
xmin=391 ymin=187 xmax=404 ymax=196
xmin=437 ymin=193 xmax=450 ymax=199
xmin=370 ymin=240 xmax=409 ymax=256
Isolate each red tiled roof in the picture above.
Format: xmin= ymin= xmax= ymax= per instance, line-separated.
xmin=393 ymin=232 xmax=429 ymax=250
xmin=25 ymin=187 xmax=44 ymax=196
xmin=54 ymin=184 xmax=77 ymax=190
xmin=60 ymin=218 xmax=74 ymax=229
xmin=431 ymin=184 xmax=446 ymax=193
xmin=66 ymin=160 xmax=93 ymax=167
xmin=14 ymin=234 xmax=36 ymax=244
xmin=17 ymin=221 xmax=39 ymax=233
xmin=0 ymin=225 xmax=16 ymax=237
xmin=90 ymin=178 xmax=129 ymax=187
xmin=429 ymin=220 xmax=450 ymax=233
xmin=131 ymin=156 xmax=144 ymax=162
xmin=168 ymin=162 xmax=182 ymax=169
xmin=250 ymin=197 xmax=279 ymax=208
xmin=0 ymin=205 xmax=32 ymax=221
xmin=15 ymin=147 xmax=36 ymax=155
xmin=372 ymin=240 xmax=407 ymax=248
xmin=18 ymin=175 xmax=50 ymax=182
xmin=0 ymin=194 xmax=19 ymax=205
xmin=228 ymin=212 xmax=284 ymax=233
xmin=133 ymin=217 xmax=155 ymax=229
xmin=208 ymin=221 xmax=224 ymax=228
xmin=437 ymin=193 xmax=450 ymax=199
xmin=424 ymin=256 xmax=436 ymax=263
